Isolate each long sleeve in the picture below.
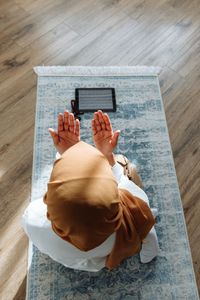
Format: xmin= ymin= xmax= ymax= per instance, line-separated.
xmin=111 ymin=162 xmax=150 ymax=205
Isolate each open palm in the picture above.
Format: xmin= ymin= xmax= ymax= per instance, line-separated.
xmin=91 ymin=110 xmax=120 ymax=158
xmin=48 ymin=110 xmax=80 ymax=155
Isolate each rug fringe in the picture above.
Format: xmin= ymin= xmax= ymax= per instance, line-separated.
xmin=33 ymin=66 xmax=162 ymax=76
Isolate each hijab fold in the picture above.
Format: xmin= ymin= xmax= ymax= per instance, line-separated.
xmin=44 ymin=141 xmax=155 ymax=269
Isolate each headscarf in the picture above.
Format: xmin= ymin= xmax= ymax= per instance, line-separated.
xmin=43 ymin=141 xmax=155 ymax=270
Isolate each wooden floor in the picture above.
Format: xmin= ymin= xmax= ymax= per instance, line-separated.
xmin=0 ymin=0 xmax=200 ymax=299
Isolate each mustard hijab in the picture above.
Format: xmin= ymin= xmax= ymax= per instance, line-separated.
xmin=43 ymin=141 xmax=155 ymax=270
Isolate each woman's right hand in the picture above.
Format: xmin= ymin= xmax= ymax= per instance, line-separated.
xmin=48 ymin=110 xmax=80 ymax=155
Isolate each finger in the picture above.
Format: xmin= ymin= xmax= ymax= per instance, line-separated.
xmin=97 ymin=110 xmax=106 ymax=130
xmin=75 ymin=118 xmax=80 ymax=136
xmin=94 ymin=112 xmax=102 ymax=132
xmin=48 ymin=128 xmax=59 ymax=145
xmin=64 ymin=110 xmax=70 ymax=131
xmin=69 ymin=113 xmax=75 ymax=133
xmin=91 ymin=119 xmax=97 ymax=135
xmin=111 ymin=130 xmax=120 ymax=147
xmin=103 ymin=113 xmax=112 ymax=131
xmin=58 ymin=113 xmax=64 ymax=134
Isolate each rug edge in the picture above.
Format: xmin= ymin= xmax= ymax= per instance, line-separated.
xmin=33 ymin=66 xmax=162 ymax=76
xmin=155 ymin=77 xmax=200 ymax=298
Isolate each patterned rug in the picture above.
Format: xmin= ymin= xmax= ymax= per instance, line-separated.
xmin=26 ymin=66 xmax=199 ymax=300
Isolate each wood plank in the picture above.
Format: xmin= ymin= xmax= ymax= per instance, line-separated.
xmin=0 ymin=70 xmax=35 ymax=113
xmin=90 ymin=1 xmax=188 ymax=65
xmin=63 ymin=14 xmax=139 ymax=65
xmin=63 ymin=0 xmax=131 ymax=36
xmin=14 ymin=0 xmax=58 ymax=14
xmin=0 ymin=0 xmax=79 ymax=48
xmin=0 ymin=23 xmax=79 ymax=90
xmin=0 ymin=10 xmax=130 ymax=90
xmin=0 ymin=1 xmax=30 ymax=33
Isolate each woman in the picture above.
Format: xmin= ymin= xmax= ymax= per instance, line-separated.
xmin=21 ymin=110 xmax=159 ymax=272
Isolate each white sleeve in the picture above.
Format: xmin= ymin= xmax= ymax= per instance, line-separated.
xmin=111 ymin=162 xmax=149 ymax=206
xmin=21 ymin=207 xmax=29 ymax=235
xmin=111 ymin=162 xmax=124 ymax=183
xmin=56 ymin=152 xmax=61 ymax=160
xmin=20 ymin=199 xmax=49 ymax=252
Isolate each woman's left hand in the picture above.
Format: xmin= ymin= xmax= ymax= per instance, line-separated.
xmin=48 ymin=110 xmax=80 ymax=155
xmin=91 ymin=110 xmax=120 ymax=159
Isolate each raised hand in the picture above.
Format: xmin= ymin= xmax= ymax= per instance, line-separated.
xmin=48 ymin=110 xmax=80 ymax=155
xmin=91 ymin=110 xmax=120 ymax=165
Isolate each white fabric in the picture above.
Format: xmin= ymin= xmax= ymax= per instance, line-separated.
xmin=33 ymin=66 xmax=162 ymax=77
xmin=21 ymin=154 xmax=159 ymax=271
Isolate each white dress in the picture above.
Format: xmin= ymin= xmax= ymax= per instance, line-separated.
xmin=21 ymin=158 xmax=159 ymax=272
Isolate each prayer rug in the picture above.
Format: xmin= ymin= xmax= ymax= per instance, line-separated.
xmin=26 ymin=66 xmax=199 ymax=299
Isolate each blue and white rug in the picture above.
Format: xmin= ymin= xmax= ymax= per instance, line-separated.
xmin=26 ymin=66 xmax=199 ymax=300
